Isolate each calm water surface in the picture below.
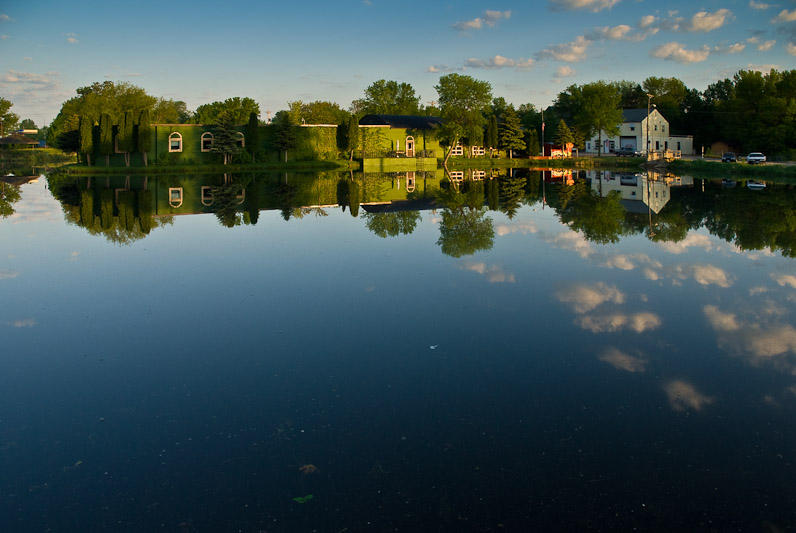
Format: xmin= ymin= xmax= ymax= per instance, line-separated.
xmin=1 ymin=170 xmax=795 ymax=532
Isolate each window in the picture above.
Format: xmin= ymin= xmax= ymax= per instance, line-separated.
xmin=586 ymin=142 xmax=591 ymax=150
xmin=677 ymin=142 xmax=681 ymax=150
xmin=655 ymin=141 xmax=660 ymax=150
xmin=450 ymin=144 xmax=464 ymax=156
xmin=201 ymin=132 xmax=214 ymax=152
xmin=235 ymin=132 xmax=245 ymax=148
xmin=630 ymin=126 xmax=635 ymax=131
xmin=168 ymin=187 xmax=183 ymax=208
xmin=662 ymin=125 xmax=665 ymax=132
xmin=654 ymin=125 xmax=658 ymax=131
xmin=169 ymin=132 xmax=183 ymax=152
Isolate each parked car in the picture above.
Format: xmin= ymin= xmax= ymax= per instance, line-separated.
xmin=721 ymin=152 xmax=736 ymax=162
xmin=613 ymin=147 xmax=641 ymax=157
xmin=746 ymin=152 xmax=766 ymax=164
xmin=747 ymin=180 xmax=767 ymax=190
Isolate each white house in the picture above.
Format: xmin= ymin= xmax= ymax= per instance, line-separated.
xmin=584 ymin=109 xmax=694 ymax=156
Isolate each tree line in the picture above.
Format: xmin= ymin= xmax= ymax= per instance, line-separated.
xmin=5 ymin=67 xmax=794 ymax=163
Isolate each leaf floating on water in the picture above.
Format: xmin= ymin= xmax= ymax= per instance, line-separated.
xmin=429 ymin=345 xmax=438 ymax=350
xmin=292 ymin=494 xmax=314 ymax=504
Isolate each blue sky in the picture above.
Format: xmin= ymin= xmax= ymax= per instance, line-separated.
xmin=0 ymin=0 xmax=794 ymax=124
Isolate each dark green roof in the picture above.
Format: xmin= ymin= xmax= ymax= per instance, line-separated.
xmin=359 ymin=114 xmax=443 ymax=129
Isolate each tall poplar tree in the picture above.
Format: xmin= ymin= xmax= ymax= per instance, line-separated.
xmin=137 ymin=109 xmax=152 ymax=167
xmin=99 ymin=114 xmax=113 ymax=166
xmin=245 ymin=112 xmax=259 ymax=162
xmin=79 ymin=116 xmax=94 ymax=166
xmin=119 ymin=111 xmax=134 ymax=166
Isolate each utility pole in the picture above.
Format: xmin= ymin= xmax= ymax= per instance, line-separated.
xmin=541 ymin=109 xmax=545 ymax=157
xmin=646 ymin=93 xmax=654 ymax=161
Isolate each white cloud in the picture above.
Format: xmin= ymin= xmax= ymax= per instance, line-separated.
xmin=453 ymin=10 xmax=511 ymax=31
xmin=0 ymin=270 xmax=19 ymax=280
xmin=643 ymin=268 xmax=662 ymax=281
xmin=749 ymin=286 xmax=769 ymax=296
xmin=651 ymin=42 xmax=711 ymax=63
xmin=671 ymin=264 xmax=733 ymax=288
xmin=658 ymin=234 xmax=715 ymax=255
xmin=598 ymin=347 xmax=647 ymax=372
xmin=9 ymin=318 xmax=36 ymax=328
xmin=639 ymin=15 xmax=658 ymax=29
xmin=576 ymin=312 xmax=662 ymax=333
xmin=788 ymin=42 xmax=796 ymax=55
xmin=461 ymin=262 xmax=515 ymax=283
xmin=749 ymin=0 xmax=771 ymax=9
xmin=496 ymin=222 xmax=537 ymax=236
xmin=536 ymin=35 xmax=591 ymax=62
xmin=726 ymin=42 xmax=747 ymax=53
xmin=589 ymin=24 xmax=632 ymax=40
xmin=0 ymin=34 xmax=7 ymax=40
xmin=772 ymin=9 xmax=796 ymax=23
xmin=685 ymin=9 xmax=733 ymax=32
xmin=426 ymin=64 xmax=461 ymax=73
xmin=65 ymin=32 xmax=78 ymax=44
xmin=703 ymin=305 xmax=741 ymax=332
xmin=0 ymin=14 xmax=11 ymax=22
xmin=548 ymin=0 xmax=620 ymax=12
xmin=600 ymin=253 xmax=661 ymax=271
xmin=772 ymin=274 xmax=796 ymax=289
xmin=464 ymin=55 xmax=534 ymax=69
xmin=555 ymin=65 xmax=575 ymax=77
xmin=758 ymin=39 xmax=776 ymax=50
xmin=543 ymin=229 xmax=594 ymax=257
xmin=556 ymin=282 xmax=625 ymax=313
xmin=664 ymin=380 xmax=714 ymax=411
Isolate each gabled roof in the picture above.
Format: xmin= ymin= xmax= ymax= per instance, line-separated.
xmin=622 ymin=108 xmax=666 ymax=123
xmin=359 ymin=114 xmax=443 ymax=129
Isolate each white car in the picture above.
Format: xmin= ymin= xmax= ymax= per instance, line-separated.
xmin=746 ymin=152 xmax=766 ymax=164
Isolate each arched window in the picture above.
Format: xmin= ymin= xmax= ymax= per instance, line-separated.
xmin=201 ymin=186 xmax=214 ymax=206
xmin=406 ymin=171 xmax=416 ymax=192
xmin=168 ymin=132 xmax=183 ymax=153
xmin=235 ymin=132 xmax=245 ymax=148
xmin=168 ymin=187 xmax=183 ymax=208
xmin=201 ymin=132 xmax=214 ymax=152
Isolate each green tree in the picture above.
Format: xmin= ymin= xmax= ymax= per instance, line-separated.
xmin=336 ymin=116 xmax=360 ymax=160
xmin=152 ymin=98 xmax=191 ymax=123
xmin=288 ymin=100 xmax=348 ymax=124
xmin=0 ymin=97 xmax=20 ymax=135
xmin=272 ymin=111 xmax=298 ymax=162
xmin=137 ymin=109 xmax=152 ymax=166
xmin=365 ymin=211 xmax=421 ymax=238
xmin=211 ymin=111 xmax=243 ymax=164
xmin=499 ymin=107 xmax=525 ymax=158
xmin=98 ymin=113 xmax=113 ymax=166
xmin=19 ymin=118 xmax=37 ymax=130
xmin=353 ymin=80 xmax=421 ymax=115
xmin=245 ymin=112 xmax=260 ymax=162
xmin=557 ymin=82 xmax=622 ymax=156
xmin=525 ymin=128 xmax=539 ymax=157
xmin=437 ymin=206 xmax=494 ymax=257
xmin=118 ymin=111 xmax=134 ymax=166
xmin=195 ymin=97 xmax=259 ymax=125
xmin=0 ymin=182 xmax=22 ymax=218
xmin=348 ymin=178 xmax=360 ymax=217
xmin=553 ymin=119 xmax=574 ymax=148
xmin=435 ymin=74 xmax=493 ymax=165
xmin=611 ymin=81 xmax=647 ymax=108
xmin=79 ymin=116 xmax=94 ymax=166
xmin=485 ymin=114 xmax=498 ymax=152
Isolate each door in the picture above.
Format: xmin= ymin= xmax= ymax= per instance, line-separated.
xmin=406 ymin=136 xmax=415 ymax=157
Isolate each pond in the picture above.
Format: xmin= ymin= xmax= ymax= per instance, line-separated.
xmin=1 ymin=169 xmax=795 ymax=531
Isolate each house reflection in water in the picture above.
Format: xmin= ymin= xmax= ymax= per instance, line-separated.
xmin=589 ymin=170 xmax=694 ymax=214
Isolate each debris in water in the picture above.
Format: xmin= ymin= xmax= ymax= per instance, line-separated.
xmin=429 ymin=345 xmax=438 ymax=350
xmin=292 ymin=494 xmax=314 ymax=504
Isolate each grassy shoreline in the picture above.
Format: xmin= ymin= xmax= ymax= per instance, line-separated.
xmin=667 ymin=159 xmax=796 ymax=179
xmin=446 ymin=156 xmax=644 ymax=170
xmin=57 ymin=159 xmax=359 ymax=175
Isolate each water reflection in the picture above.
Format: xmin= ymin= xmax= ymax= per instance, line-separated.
xmin=47 ymin=169 xmax=796 ymax=258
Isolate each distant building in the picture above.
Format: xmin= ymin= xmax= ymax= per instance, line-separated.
xmin=358 ymin=114 xmax=443 ymax=159
xmin=584 ymin=109 xmax=694 ymax=156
